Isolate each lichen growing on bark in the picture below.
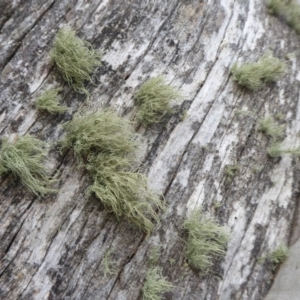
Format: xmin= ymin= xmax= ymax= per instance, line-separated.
xmin=183 ymin=209 xmax=229 ymax=273
xmin=0 ymin=135 xmax=55 ymax=195
xmin=134 ymin=76 xmax=182 ymax=126
xmin=267 ymin=0 xmax=300 ymax=33
xmin=63 ymin=110 xmax=165 ymax=234
xmin=231 ymin=53 xmax=285 ymax=90
xmin=142 ymin=267 xmax=174 ymax=300
xmin=50 ymin=27 xmax=102 ymax=94
xmin=35 ymin=88 xmax=68 ymax=114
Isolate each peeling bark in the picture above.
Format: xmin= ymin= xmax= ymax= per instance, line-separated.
xmin=1 ymin=0 xmax=300 ymax=299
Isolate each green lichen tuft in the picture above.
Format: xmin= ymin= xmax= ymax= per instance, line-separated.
xmin=267 ymin=0 xmax=300 ymax=33
xmin=258 ymin=116 xmax=300 ymax=158
xmin=0 ymin=135 xmax=55 ymax=195
xmin=259 ymin=116 xmax=286 ymax=141
xmin=142 ymin=267 xmax=174 ymax=300
xmin=88 ymin=154 xmax=164 ymax=234
xmin=134 ymin=76 xmax=182 ymax=126
xmin=231 ymin=53 xmax=285 ymax=90
xmin=102 ymin=249 xmax=116 ymax=278
xmin=224 ymin=164 xmax=240 ymax=183
xmin=183 ymin=209 xmax=229 ymax=273
xmin=62 ymin=110 xmax=138 ymax=165
xmin=50 ymin=27 xmax=102 ymax=94
xmin=148 ymin=246 xmax=161 ymax=265
xmin=268 ymin=245 xmax=289 ymax=267
xmin=63 ymin=110 xmax=165 ymax=234
xmin=267 ymin=143 xmax=300 ymax=157
xmin=35 ymin=88 xmax=68 ymax=114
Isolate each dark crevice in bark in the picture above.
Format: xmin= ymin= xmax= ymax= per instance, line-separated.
xmin=0 ymin=11 xmax=13 ymax=34
xmin=0 ymin=228 xmax=28 ymax=277
xmin=2 ymin=199 xmax=35 ymax=255
xmin=167 ymin=1 xmax=213 ymax=72
xmin=55 ymin=206 xmax=116 ymax=296
xmin=289 ymin=192 xmax=300 ymax=247
xmin=0 ymin=0 xmax=56 ymax=73
xmin=105 ymin=234 xmax=146 ymax=300
xmin=18 ymin=197 xmax=89 ymax=297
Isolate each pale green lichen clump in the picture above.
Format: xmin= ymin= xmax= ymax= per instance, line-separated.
xmin=257 ymin=116 xmax=300 ymax=157
xmin=267 ymin=143 xmax=300 ymax=157
xmin=231 ymin=53 xmax=285 ymax=90
xmin=142 ymin=267 xmax=174 ymax=300
xmin=62 ymin=110 xmax=138 ymax=163
xmin=35 ymin=88 xmax=68 ymax=114
xmin=268 ymin=245 xmax=289 ymax=269
xmin=63 ymin=110 xmax=165 ymax=234
xmin=183 ymin=209 xmax=229 ymax=273
xmin=267 ymin=0 xmax=300 ymax=33
xmin=50 ymin=27 xmax=102 ymax=94
xmin=0 ymin=135 xmax=55 ymax=195
xmin=224 ymin=164 xmax=240 ymax=183
xmin=102 ymin=249 xmax=116 ymax=278
xmin=88 ymin=154 xmax=163 ymax=233
xmin=135 ymin=76 xmax=182 ymax=126
xmin=259 ymin=116 xmax=286 ymax=142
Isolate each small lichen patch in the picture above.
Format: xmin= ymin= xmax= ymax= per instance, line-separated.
xmin=267 ymin=0 xmax=300 ymax=33
xmin=267 ymin=143 xmax=300 ymax=157
xmin=224 ymin=164 xmax=240 ymax=183
xmin=62 ymin=110 xmax=138 ymax=164
xmin=259 ymin=116 xmax=286 ymax=142
xmin=35 ymin=88 xmax=68 ymax=114
xmin=88 ymin=155 xmax=164 ymax=234
xmin=259 ymin=245 xmax=289 ymax=270
xmin=102 ymin=249 xmax=116 ymax=278
xmin=0 ymin=135 xmax=55 ymax=195
xmin=268 ymin=245 xmax=289 ymax=268
xmin=183 ymin=209 xmax=229 ymax=273
xmin=50 ymin=27 xmax=102 ymax=94
xmin=231 ymin=53 xmax=285 ymax=90
xmin=148 ymin=246 xmax=161 ymax=265
xmin=142 ymin=267 xmax=174 ymax=300
xmin=134 ymin=76 xmax=182 ymax=126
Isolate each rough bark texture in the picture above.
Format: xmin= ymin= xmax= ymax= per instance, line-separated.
xmin=1 ymin=0 xmax=300 ymax=299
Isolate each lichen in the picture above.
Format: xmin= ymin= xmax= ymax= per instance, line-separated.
xmin=102 ymin=249 xmax=116 ymax=278
xmin=224 ymin=164 xmax=240 ymax=183
xmin=0 ymin=135 xmax=55 ymax=195
xmin=268 ymin=245 xmax=289 ymax=266
xmin=63 ymin=110 xmax=165 ymax=234
xmin=259 ymin=116 xmax=286 ymax=141
xmin=50 ymin=27 xmax=102 ymax=94
xmin=231 ymin=53 xmax=285 ymax=90
xmin=62 ymin=110 xmax=138 ymax=164
xmin=267 ymin=0 xmax=300 ymax=33
xmin=267 ymin=143 xmax=300 ymax=157
xmin=88 ymin=154 xmax=164 ymax=234
xmin=142 ymin=267 xmax=174 ymax=300
xmin=183 ymin=209 xmax=229 ymax=273
xmin=134 ymin=76 xmax=182 ymax=126
xmin=35 ymin=88 xmax=68 ymax=114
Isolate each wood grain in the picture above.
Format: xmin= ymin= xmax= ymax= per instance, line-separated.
xmin=1 ymin=0 xmax=300 ymax=299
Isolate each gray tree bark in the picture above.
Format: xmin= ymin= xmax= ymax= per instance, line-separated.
xmin=1 ymin=0 xmax=300 ymax=299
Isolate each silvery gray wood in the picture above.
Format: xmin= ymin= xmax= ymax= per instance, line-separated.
xmin=1 ymin=0 xmax=300 ymax=299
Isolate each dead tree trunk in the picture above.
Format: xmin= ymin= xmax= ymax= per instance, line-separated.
xmin=1 ymin=0 xmax=300 ymax=299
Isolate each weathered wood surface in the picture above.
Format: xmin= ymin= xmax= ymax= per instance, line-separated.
xmin=1 ymin=0 xmax=300 ymax=299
